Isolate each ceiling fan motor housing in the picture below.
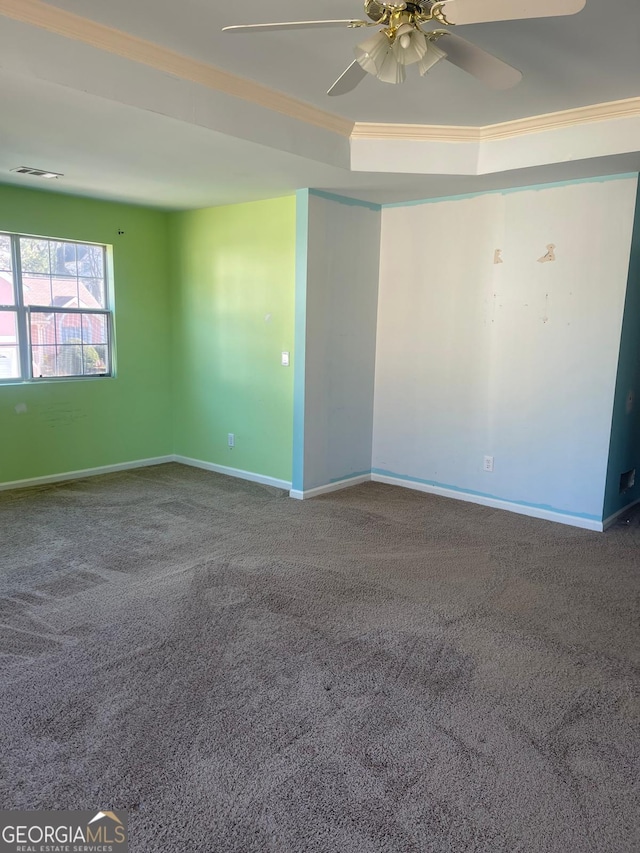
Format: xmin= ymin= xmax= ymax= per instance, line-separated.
xmin=365 ymin=1 xmax=432 ymax=26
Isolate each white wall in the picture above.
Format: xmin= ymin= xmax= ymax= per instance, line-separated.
xmin=298 ymin=193 xmax=380 ymax=493
xmin=373 ymin=177 xmax=638 ymax=525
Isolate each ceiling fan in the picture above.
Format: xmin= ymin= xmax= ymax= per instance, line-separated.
xmin=223 ymin=0 xmax=586 ymax=95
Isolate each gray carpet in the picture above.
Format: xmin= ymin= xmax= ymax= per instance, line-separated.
xmin=0 ymin=463 xmax=638 ymax=852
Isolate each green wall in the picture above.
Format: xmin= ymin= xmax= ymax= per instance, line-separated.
xmin=0 ymin=185 xmax=173 ymax=484
xmin=170 ymin=196 xmax=296 ymax=482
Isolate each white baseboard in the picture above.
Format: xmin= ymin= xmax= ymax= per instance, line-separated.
xmin=173 ymin=455 xmax=291 ymax=491
xmin=371 ymin=473 xmax=604 ymax=532
xmin=602 ymin=499 xmax=640 ymax=531
xmin=1 ymin=454 xmax=609 ymax=532
xmin=289 ymin=474 xmax=371 ymax=500
xmin=0 ymin=456 xmax=174 ymax=493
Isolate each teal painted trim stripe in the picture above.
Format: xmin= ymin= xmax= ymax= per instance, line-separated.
xmin=371 ymin=468 xmax=601 ymax=521
xmin=309 ymin=188 xmax=381 ymax=212
xmin=382 ymin=172 xmax=639 ymax=210
xmin=292 ymin=189 xmax=309 ymax=493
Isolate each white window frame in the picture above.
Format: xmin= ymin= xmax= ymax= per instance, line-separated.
xmin=0 ymin=232 xmax=114 ymax=383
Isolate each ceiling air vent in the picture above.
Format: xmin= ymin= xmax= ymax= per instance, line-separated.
xmin=10 ymin=166 xmax=63 ymax=179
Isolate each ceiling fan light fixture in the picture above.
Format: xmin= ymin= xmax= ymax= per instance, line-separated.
xmin=355 ymin=27 xmax=410 ymax=84
xmin=418 ymin=40 xmax=447 ymax=76
xmin=392 ymin=24 xmax=428 ymax=66
xmin=377 ymin=50 xmax=406 ymax=84
xmin=354 ymin=30 xmax=393 ymax=76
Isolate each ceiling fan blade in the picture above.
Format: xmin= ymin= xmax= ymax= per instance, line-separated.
xmin=440 ymin=0 xmax=586 ymax=26
xmin=437 ymin=33 xmax=522 ymax=89
xmin=223 ymin=20 xmax=369 ymax=34
xmin=327 ymin=60 xmax=368 ymax=96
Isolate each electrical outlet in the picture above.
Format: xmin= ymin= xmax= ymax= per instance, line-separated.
xmin=483 ymin=455 xmax=494 ymax=472
xmin=228 ymin=433 xmax=235 ymax=449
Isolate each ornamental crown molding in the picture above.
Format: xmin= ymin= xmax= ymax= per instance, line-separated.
xmin=351 ymin=97 xmax=640 ymax=143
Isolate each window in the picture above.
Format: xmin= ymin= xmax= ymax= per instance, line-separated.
xmin=0 ymin=233 xmax=112 ymax=381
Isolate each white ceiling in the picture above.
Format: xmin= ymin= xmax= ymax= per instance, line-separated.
xmin=0 ymin=0 xmax=638 ymax=209
xmin=39 ymin=0 xmax=640 ymax=124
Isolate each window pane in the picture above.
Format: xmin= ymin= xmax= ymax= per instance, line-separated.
xmin=83 ymin=344 xmax=109 ymax=375
xmin=52 ymin=277 xmax=80 ymax=308
xmin=56 ymin=312 xmax=82 ymax=345
xmin=30 ymin=312 xmax=56 ymax=347
xmin=31 ymin=345 xmax=57 ymax=378
xmin=49 ymin=241 xmax=77 ymax=276
xmin=56 ymin=344 xmax=85 ymax=376
xmin=20 ymin=238 xmax=51 ymax=274
xmin=0 ymin=270 xmax=15 ymax=307
xmin=0 ymin=235 xmax=12 ymax=273
xmin=0 ymin=346 xmax=20 ymax=378
xmin=80 ymin=278 xmax=106 ymax=308
xmin=23 ymin=274 xmax=53 ymax=307
xmin=0 ymin=310 xmax=20 ymax=379
xmin=0 ymin=309 xmax=19 ymax=346
xmin=77 ymin=244 xmax=104 ymax=279
xmin=29 ymin=310 xmax=111 ymax=378
xmin=82 ymin=313 xmax=108 ymax=345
